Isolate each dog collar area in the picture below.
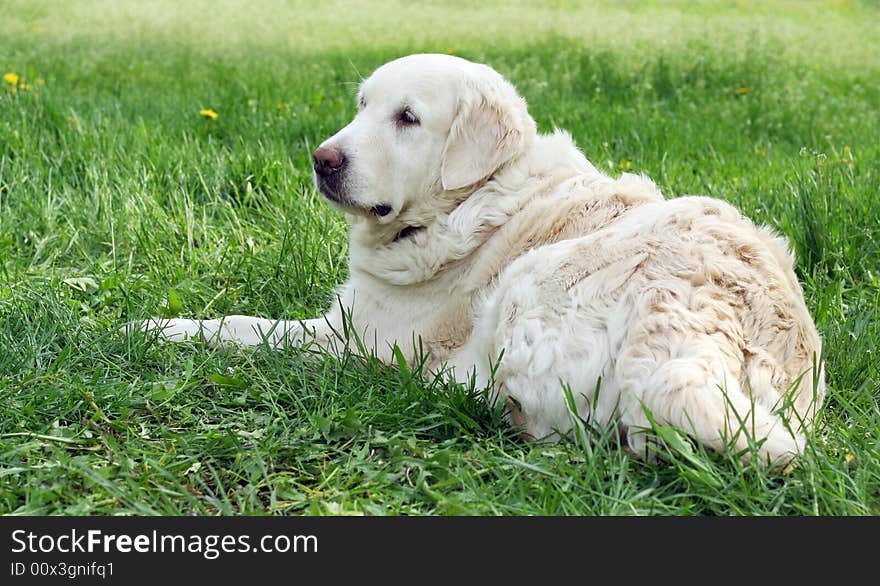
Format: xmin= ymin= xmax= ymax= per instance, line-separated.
xmin=370 ymin=204 xmax=393 ymax=217
xmin=392 ymin=225 xmax=425 ymax=243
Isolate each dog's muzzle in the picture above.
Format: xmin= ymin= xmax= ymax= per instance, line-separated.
xmin=313 ymin=144 xmax=348 ymax=201
xmin=313 ymin=144 xmax=346 ymax=178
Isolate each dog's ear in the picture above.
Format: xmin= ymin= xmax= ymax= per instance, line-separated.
xmin=441 ymin=73 xmax=535 ymax=191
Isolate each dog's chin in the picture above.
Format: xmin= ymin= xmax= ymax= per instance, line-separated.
xmin=316 ymin=179 xmax=358 ymax=210
xmin=316 ymin=181 xmax=395 ymax=220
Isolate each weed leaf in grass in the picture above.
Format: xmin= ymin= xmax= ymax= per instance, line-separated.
xmin=162 ymin=288 xmax=184 ymax=318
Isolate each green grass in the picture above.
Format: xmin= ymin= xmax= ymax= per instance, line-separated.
xmin=1 ymin=0 xmax=879 ymax=515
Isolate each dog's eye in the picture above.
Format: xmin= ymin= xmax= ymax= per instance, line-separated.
xmin=396 ymin=108 xmax=420 ymax=127
xmin=358 ymin=96 xmax=366 ymax=110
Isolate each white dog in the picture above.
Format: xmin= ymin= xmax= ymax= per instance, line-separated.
xmin=135 ymin=54 xmax=825 ymax=466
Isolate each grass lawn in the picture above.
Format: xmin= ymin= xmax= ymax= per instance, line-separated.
xmin=1 ymin=0 xmax=878 ymax=515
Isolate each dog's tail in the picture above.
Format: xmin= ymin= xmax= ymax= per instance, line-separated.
xmin=618 ymin=306 xmax=812 ymax=468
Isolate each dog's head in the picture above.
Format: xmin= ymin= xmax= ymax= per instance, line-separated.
xmin=312 ymin=54 xmax=536 ymax=232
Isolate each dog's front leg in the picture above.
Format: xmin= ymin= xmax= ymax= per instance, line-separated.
xmin=129 ymin=315 xmax=335 ymax=350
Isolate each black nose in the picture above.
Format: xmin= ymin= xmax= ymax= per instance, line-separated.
xmin=313 ymin=145 xmax=346 ymax=178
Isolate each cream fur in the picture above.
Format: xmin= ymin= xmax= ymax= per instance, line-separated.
xmin=135 ymin=54 xmax=825 ymax=467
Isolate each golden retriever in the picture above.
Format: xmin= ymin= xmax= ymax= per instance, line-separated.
xmin=133 ymin=54 xmax=825 ymax=466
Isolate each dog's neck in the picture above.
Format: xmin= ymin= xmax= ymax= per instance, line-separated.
xmin=392 ymin=224 xmax=425 ymax=242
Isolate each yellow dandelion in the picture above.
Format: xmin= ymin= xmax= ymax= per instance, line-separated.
xmin=199 ymin=108 xmax=219 ymax=120
xmin=618 ymin=160 xmax=633 ymax=170
xmin=18 ymin=83 xmax=31 ymax=91
xmin=845 ymin=453 xmax=855 ymax=463
xmin=735 ymin=86 xmax=749 ymax=95
xmin=3 ymin=72 xmax=19 ymax=85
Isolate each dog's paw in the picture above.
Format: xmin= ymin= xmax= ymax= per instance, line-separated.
xmin=122 ymin=316 xmax=310 ymax=349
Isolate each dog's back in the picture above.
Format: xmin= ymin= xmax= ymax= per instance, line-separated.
xmin=446 ymin=164 xmax=824 ymax=465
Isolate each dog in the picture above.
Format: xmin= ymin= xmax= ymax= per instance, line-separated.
xmin=133 ymin=53 xmax=825 ymax=467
